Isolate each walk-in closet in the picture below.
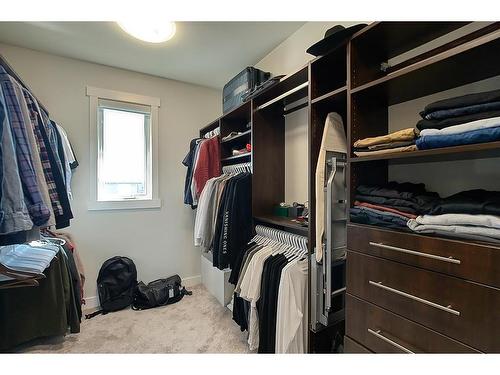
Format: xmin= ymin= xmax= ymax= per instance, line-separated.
xmin=0 ymin=11 xmax=499 ymax=373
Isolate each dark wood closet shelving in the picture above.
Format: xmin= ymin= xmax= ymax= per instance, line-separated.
xmin=382 ymin=22 xmax=500 ymax=75
xmin=346 ymin=22 xmax=500 ymax=354
xmin=310 ymin=45 xmax=347 ymax=100
xmin=222 ymin=100 xmax=252 ymax=123
xmin=253 ymin=215 xmax=308 ymax=236
xmin=311 ymin=86 xmax=347 ymax=105
xmin=350 ymin=28 xmax=500 ymax=105
xmin=349 ymin=21 xmax=471 ymax=88
xmin=196 ymin=21 xmax=500 ymax=354
xmin=348 ymin=222 xmax=500 ymax=252
xmin=350 ymin=22 xmax=469 ymax=57
xmin=221 ymin=129 xmax=251 ymax=144
xmin=350 ymin=141 xmax=500 ymax=164
xmin=221 ymin=152 xmax=251 ymax=162
xmin=199 ymin=119 xmax=220 ymax=136
xmin=253 ymin=65 xmax=308 ymax=107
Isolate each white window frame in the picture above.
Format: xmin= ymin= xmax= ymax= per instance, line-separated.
xmin=87 ymin=86 xmax=161 ymax=211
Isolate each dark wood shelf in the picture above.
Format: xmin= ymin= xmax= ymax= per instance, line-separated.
xmin=253 ymin=215 xmax=309 ymax=236
xmin=199 ymin=119 xmax=220 ymax=137
xmin=253 ymin=65 xmax=308 ymax=109
xmin=221 ymin=152 xmax=251 ymax=162
xmin=221 ymin=129 xmax=251 ymax=144
xmin=347 ymin=222 xmax=500 ymax=250
xmin=311 ymin=86 xmax=347 ymax=105
xmin=350 ymin=28 xmax=500 ymax=105
xmin=221 ymin=100 xmax=251 ymax=123
xmin=349 ymin=141 xmax=500 ymax=164
xmin=351 ymin=22 xmax=469 ymax=60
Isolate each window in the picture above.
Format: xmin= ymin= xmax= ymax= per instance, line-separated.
xmin=87 ymin=87 xmax=160 ymax=210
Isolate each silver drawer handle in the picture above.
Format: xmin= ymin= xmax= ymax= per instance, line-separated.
xmin=369 ymin=280 xmax=461 ymax=316
xmin=368 ymin=328 xmax=414 ymax=353
xmin=369 ymin=242 xmax=461 ymax=265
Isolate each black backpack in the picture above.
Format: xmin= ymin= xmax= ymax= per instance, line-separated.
xmin=85 ymin=256 xmax=137 ymax=319
xmin=132 ymin=275 xmax=192 ymax=311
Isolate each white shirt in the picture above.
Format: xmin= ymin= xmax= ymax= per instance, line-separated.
xmin=193 ymin=177 xmax=217 ymax=247
xmin=238 ymin=245 xmax=274 ymax=350
xmin=275 ymin=259 xmax=308 ymax=353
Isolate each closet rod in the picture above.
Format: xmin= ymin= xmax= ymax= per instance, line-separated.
xmin=283 ymin=101 xmax=308 ymax=115
xmin=0 ymin=54 xmax=50 ymax=115
xmin=257 ymin=82 xmax=309 ymax=111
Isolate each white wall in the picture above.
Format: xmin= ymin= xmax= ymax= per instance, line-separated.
xmin=0 ymin=43 xmax=220 ymax=302
xmin=256 ymin=22 xmax=359 ymax=77
xmin=255 ymin=22 xmax=360 ymax=204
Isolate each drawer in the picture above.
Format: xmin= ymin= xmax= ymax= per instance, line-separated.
xmin=347 ymin=251 xmax=500 ymax=352
xmin=348 ymin=223 xmax=500 ymax=288
xmin=346 ymin=294 xmax=479 ymax=353
xmin=344 ymin=336 xmax=373 ymax=353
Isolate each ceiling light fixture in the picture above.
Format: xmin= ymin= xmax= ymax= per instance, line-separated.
xmin=117 ymin=21 xmax=176 ymax=43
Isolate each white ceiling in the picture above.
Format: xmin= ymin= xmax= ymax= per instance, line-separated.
xmin=0 ymin=22 xmax=305 ymax=89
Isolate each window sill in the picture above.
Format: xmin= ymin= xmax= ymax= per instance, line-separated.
xmin=87 ymin=199 xmax=161 ymax=211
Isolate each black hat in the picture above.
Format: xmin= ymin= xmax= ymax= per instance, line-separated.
xmin=306 ymin=23 xmax=367 ymax=56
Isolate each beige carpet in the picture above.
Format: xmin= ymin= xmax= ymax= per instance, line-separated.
xmin=16 ymin=284 xmax=252 ymax=353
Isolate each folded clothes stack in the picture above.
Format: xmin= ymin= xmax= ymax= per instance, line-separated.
xmin=353 ymin=128 xmax=419 ymax=156
xmin=350 ymin=181 xmax=439 ymax=229
xmin=408 ymin=189 xmax=500 ymax=244
xmin=416 ymin=89 xmax=500 ymax=150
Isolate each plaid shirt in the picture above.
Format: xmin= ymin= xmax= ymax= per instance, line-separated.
xmin=22 ymin=89 xmax=64 ymax=217
xmin=0 ymin=68 xmax=51 ymax=226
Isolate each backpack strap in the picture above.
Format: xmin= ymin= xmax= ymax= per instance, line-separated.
xmin=85 ymin=309 xmax=107 ymax=319
xmin=182 ymin=287 xmax=193 ymax=296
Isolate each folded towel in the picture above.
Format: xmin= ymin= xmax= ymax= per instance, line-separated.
xmin=354 ymin=128 xmax=418 ymax=149
xmin=416 ymin=125 xmax=500 ymax=150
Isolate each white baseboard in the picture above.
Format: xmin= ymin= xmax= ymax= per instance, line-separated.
xmin=83 ymin=295 xmax=100 ymax=311
xmin=182 ymin=274 xmax=201 ymax=287
xmin=83 ymin=275 xmax=201 ymax=312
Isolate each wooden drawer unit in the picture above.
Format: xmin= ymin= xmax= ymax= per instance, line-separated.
xmin=347 ymin=251 xmax=500 ymax=352
xmin=346 ymin=294 xmax=480 ymax=353
xmin=347 ymin=223 xmax=500 ymax=288
xmin=344 ymin=336 xmax=373 ymax=353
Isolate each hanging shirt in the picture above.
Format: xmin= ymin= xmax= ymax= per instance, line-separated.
xmin=182 ymin=138 xmax=201 ymax=208
xmin=275 ymin=259 xmax=308 ymax=353
xmin=190 ymin=140 xmax=203 ymax=207
xmin=23 ymin=89 xmax=73 ymax=228
xmin=0 ymin=87 xmax=33 ymax=235
xmin=239 ymin=245 xmax=274 ymax=351
xmin=194 ymin=177 xmax=218 ymax=248
xmin=0 ymin=69 xmax=50 ymax=226
xmin=192 ymin=136 xmax=221 ymax=199
xmin=55 ymin=123 xmax=77 ymax=200
xmin=258 ymin=253 xmax=289 ymax=353
xmin=13 ymin=83 xmax=55 ymax=227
